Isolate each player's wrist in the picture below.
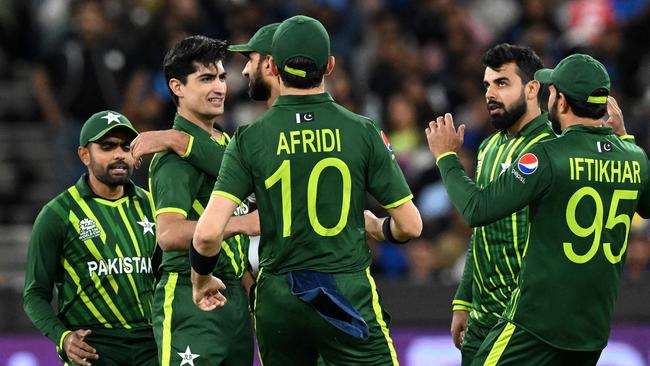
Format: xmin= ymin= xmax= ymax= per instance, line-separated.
xmin=189 ymin=242 xmax=221 ymax=275
xmin=382 ymin=216 xmax=410 ymax=244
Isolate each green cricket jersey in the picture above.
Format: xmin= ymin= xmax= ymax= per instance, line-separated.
xmin=438 ymin=124 xmax=650 ymax=351
xmin=452 ymin=114 xmax=554 ymax=328
xmin=213 ymin=93 xmax=413 ymax=274
xmin=149 ymin=114 xmax=250 ymax=280
xmin=23 ymin=175 xmax=156 ymax=347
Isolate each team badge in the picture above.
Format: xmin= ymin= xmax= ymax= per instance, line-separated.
xmin=517 ymin=153 xmax=538 ymax=175
xmin=597 ymin=141 xmax=612 ymax=153
xmin=295 ymin=112 xmax=315 ymax=124
xmin=79 ymin=218 xmax=101 ymax=240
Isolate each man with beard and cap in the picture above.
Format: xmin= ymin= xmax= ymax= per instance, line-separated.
xmin=23 ymin=111 xmax=158 ymax=366
xmin=190 ymin=15 xmax=421 ymax=366
xmin=228 ymin=23 xmax=281 ymax=107
xmin=427 ymin=53 xmax=648 ymax=366
xmin=447 ymin=44 xmax=631 ymax=366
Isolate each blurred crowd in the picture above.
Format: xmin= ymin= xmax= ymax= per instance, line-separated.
xmin=1 ymin=0 xmax=650 ymax=282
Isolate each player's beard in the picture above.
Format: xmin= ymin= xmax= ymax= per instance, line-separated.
xmin=549 ymin=98 xmax=562 ymax=134
xmin=248 ymin=61 xmax=271 ymax=101
xmin=91 ymin=159 xmax=133 ymax=187
xmin=488 ymin=91 xmax=527 ymax=131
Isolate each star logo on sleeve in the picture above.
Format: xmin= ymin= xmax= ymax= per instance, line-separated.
xmin=500 ymin=161 xmax=511 ymax=176
xmin=101 ymin=112 xmax=122 ymax=124
xmin=178 ymin=346 xmax=200 ymax=366
xmin=137 ymin=216 xmax=155 ymax=235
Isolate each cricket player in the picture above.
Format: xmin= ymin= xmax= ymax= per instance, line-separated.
xmin=23 ymin=111 xmax=157 ymax=366
xmin=189 ymin=15 xmax=422 ymax=366
xmin=427 ymin=54 xmax=650 ymax=365
xmin=450 ymin=44 xmax=555 ymax=365
xmin=129 ymin=23 xmax=281 ymax=170
xmin=149 ymin=35 xmax=259 ymax=366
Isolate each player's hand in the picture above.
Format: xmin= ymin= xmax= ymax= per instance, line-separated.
xmin=605 ymin=96 xmax=626 ymax=136
xmin=425 ymin=113 xmax=465 ymax=160
xmin=450 ymin=310 xmax=469 ymax=349
xmin=130 ymin=130 xmax=185 ymax=168
xmin=63 ymin=329 xmax=98 ymax=366
xmin=364 ymin=210 xmax=383 ymax=241
xmin=240 ymin=211 xmax=261 ymax=236
xmin=191 ymin=271 xmax=228 ymax=311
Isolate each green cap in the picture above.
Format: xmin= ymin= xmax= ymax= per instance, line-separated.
xmin=272 ymin=15 xmax=330 ymax=78
xmin=79 ymin=110 xmax=139 ymax=147
xmin=228 ymin=23 xmax=280 ymax=56
xmin=534 ymin=54 xmax=610 ymax=104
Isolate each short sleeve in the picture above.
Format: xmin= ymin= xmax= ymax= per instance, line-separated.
xmin=150 ymin=155 xmax=200 ymax=217
xmin=182 ymin=132 xmax=227 ymax=179
xmin=365 ymin=123 xmax=413 ymax=208
xmin=213 ymin=129 xmax=254 ymax=205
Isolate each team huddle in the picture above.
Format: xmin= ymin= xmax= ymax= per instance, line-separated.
xmin=22 ymin=14 xmax=650 ymax=366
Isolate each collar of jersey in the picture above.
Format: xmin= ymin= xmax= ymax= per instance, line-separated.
xmin=75 ymin=173 xmax=137 ymax=200
xmin=273 ymin=92 xmax=334 ymax=107
xmin=510 ymin=112 xmax=550 ymax=137
xmin=173 ymin=113 xmax=224 ymax=138
xmin=561 ymin=124 xmax=614 ymax=136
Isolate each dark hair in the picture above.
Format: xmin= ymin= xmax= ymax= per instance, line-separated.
xmin=163 ymin=35 xmax=228 ymax=105
xmin=563 ymin=88 xmax=608 ymax=119
xmin=483 ymin=43 xmax=545 ymax=103
xmin=278 ymin=56 xmax=327 ymax=89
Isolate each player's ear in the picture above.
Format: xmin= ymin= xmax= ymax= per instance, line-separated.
xmin=168 ymin=78 xmax=183 ymax=100
xmin=526 ymin=80 xmax=540 ymax=101
xmin=324 ymin=56 xmax=335 ymax=76
xmin=263 ymin=55 xmax=273 ymax=74
xmin=78 ymin=146 xmax=91 ymax=166
xmin=269 ymin=57 xmax=280 ymax=76
xmin=558 ymin=92 xmax=569 ymax=114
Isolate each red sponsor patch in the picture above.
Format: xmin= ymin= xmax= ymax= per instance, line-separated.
xmin=381 ymin=131 xmax=393 ymax=152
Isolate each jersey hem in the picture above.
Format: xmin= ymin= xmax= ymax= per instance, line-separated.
xmin=381 ymin=194 xmax=414 ymax=209
xmin=155 ymin=207 xmax=188 ymax=218
xmin=180 ymin=133 xmax=194 ymax=158
xmin=506 ymin=319 xmax=607 ymax=352
xmin=59 ymin=330 xmax=71 ymax=349
xmin=436 ymin=151 xmax=457 ymax=165
xmin=212 ymin=190 xmax=242 ymax=205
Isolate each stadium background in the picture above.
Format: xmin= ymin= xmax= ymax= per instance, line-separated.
xmin=1 ymin=0 xmax=649 ymax=365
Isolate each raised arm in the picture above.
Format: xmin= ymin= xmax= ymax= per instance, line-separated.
xmin=426 ymin=113 xmax=549 ymax=227
xmin=131 ymin=129 xmax=225 ymax=177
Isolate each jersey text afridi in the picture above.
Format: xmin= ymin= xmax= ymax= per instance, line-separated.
xmin=214 ymin=93 xmax=412 ymax=274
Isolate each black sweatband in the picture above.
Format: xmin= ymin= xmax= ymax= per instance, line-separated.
xmin=189 ymin=242 xmax=221 ymax=275
xmin=382 ymin=216 xmax=410 ymax=244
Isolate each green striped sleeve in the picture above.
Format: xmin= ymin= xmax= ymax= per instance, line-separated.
xmin=23 ymin=205 xmax=70 ymax=345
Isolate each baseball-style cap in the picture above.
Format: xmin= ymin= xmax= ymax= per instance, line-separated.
xmin=534 ymin=54 xmax=610 ymax=104
xmin=79 ymin=110 xmax=139 ymax=146
xmin=228 ymin=23 xmax=280 ymax=56
xmin=271 ymin=15 xmax=330 ymax=78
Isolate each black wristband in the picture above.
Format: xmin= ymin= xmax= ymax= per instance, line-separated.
xmin=189 ymin=242 xmax=221 ymax=275
xmin=382 ymin=216 xmax=410 ymax=244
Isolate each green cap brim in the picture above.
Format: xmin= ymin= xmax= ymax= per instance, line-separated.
xmin=87 ymin=124 xmax=139 ymax=145
xmin=534 ymin=68 xmax=554 ymax=83
xmin=228 ymin=43 xmax=256 ymax=53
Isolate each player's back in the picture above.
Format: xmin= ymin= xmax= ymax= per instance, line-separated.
xmin=505 ymin=124 xmax=650 ymax=351
xmin=224 ymin=93 xmax=412 ymax=274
